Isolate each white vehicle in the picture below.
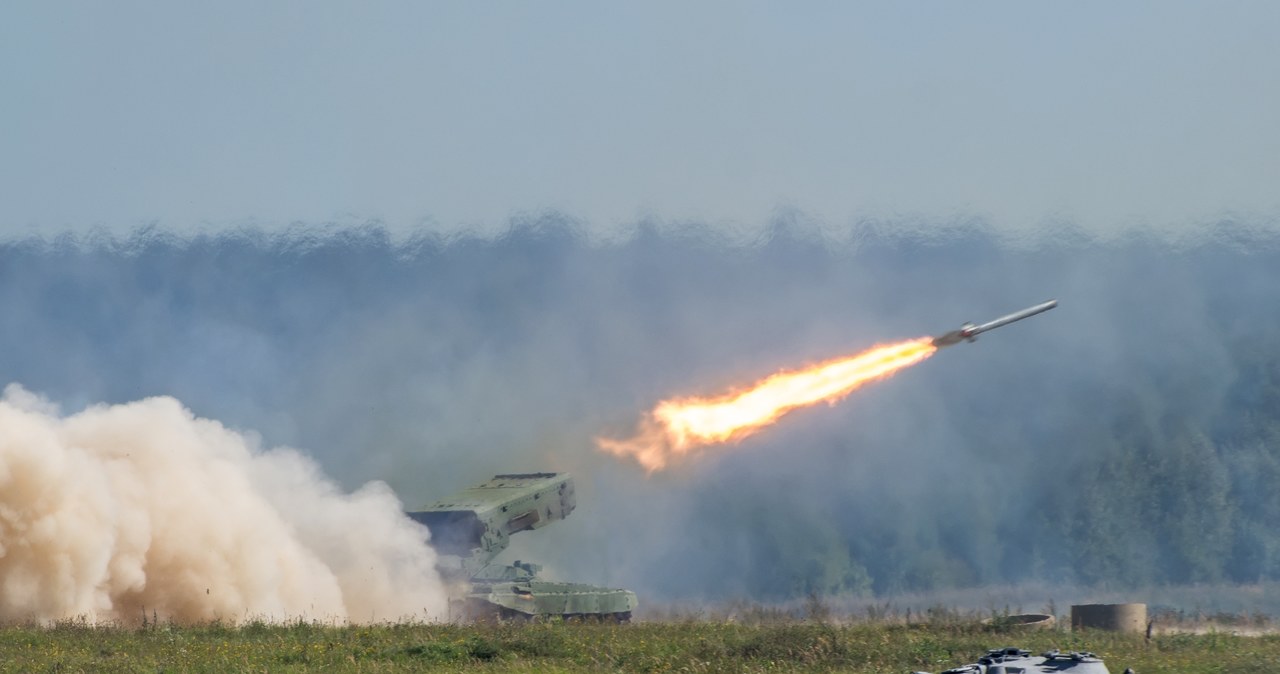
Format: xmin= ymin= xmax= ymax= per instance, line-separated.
xmin=913 ymin=647 xmax=1130 ymax=674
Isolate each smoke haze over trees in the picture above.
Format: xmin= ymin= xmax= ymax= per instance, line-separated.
xmin=2 ymin=218 xmax=1279 ymax=604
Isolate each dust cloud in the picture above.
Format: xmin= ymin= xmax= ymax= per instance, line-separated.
xmin=0 ymin=384 xmax=447 ymax=625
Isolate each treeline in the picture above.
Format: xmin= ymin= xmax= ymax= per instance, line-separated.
xmin=2 ymin=220 xmax=1279 ymax=601
xmin=661 ymin=228 xmax=1280 ymax=599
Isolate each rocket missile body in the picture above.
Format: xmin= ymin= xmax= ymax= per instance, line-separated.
xmin=931 ymin=300 xmax=1057 ymax=348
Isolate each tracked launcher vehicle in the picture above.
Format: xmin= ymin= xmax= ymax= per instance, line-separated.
xmin=407 ymin=472 xmax=637 ymax=622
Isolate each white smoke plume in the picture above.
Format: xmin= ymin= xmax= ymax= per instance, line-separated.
xmin=0 ymin=384 xmax=448 ymax=625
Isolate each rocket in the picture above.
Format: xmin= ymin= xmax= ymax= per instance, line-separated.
xmin=931 ymin=300 xmax=1058 ymax=348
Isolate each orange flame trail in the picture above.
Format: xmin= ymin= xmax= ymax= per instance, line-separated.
xmin=597 ymin=337 xmax=937 ymax=471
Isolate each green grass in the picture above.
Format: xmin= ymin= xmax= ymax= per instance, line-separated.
xmin=1 ymin=619 xmax=1278 ymax=673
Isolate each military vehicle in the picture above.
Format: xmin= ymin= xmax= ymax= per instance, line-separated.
xmin=913 ymin=647 xmax=1127 ymax=674
xmin=407 ymin=472 xmax=637 ymax=622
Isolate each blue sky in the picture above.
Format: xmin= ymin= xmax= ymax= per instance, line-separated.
xmin=3 ymin=2 xmax=1278 ymax=238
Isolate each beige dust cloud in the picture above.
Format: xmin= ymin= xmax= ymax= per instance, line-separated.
xmin=0 ymin=384 xmax=448 ymax=625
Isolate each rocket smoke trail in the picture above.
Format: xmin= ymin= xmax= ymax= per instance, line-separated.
xmin=0 ymin=385 xmax=448 ymax=625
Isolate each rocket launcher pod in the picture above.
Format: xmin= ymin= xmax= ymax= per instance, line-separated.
xmin=408 ymin=472 xmax=637 ymax=622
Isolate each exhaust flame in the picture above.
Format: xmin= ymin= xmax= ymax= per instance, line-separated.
xmin=597 ymin=338 xmax=936 ymax=472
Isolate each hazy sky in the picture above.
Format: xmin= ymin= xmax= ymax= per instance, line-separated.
xmin=3 ymin=2 xmax=1278 ymax=239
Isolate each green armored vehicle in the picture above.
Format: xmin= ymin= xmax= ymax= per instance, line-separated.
xmin=408 ymin=472 xmax=638 ymax=622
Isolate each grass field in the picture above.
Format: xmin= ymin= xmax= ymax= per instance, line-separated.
xmin=2 ymin=617 xmax=1279 ymax=673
